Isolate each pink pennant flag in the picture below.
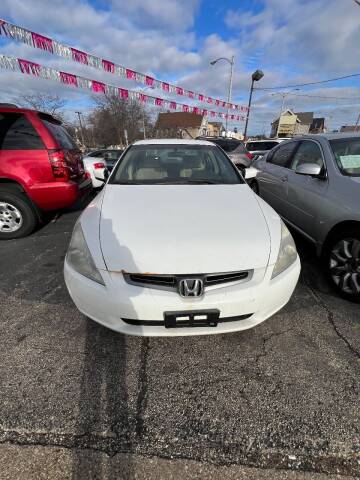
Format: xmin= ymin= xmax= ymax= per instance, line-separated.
xmin=155 ymin=98 xmax=164 ymax=107
xmin=188 ymin=91 xmax=195 ymax=99
xmin=210 ymin=111 xmax=216 ymax=117
xmin=207 ymin=97 xmax=213 ymax=104
xmin=92 ymin=81 xmax=106 ymax=93
xmin=126 ymin=69 xmax=137 ymax=80
xmin=0 ymin=20 xmax=8 ymax=36
xmin=60 ymin=71 xmax=78 ymax=87
xmin=162 ymin=82 xmax=170 ymax=92
xmin=193 ymin=107 xmax=200 ymax=115
xmin=230 ymin=114 xmax=235 ymax=120
xmin=222 ymin=101 xmax=226 ymax=107
xmin=169 ymin=101 xmax=177 ymax=109
xmin=215 ymin=99 xmax=220 ymax=106
xmin=202 ymin=109 xmax=208 ymax=116
xmin=182 ymin=104 xmax=189 ymax=112
xmin=176 ymin=86 xmax=184 ymax=95
xmin=102 ymin=59 xmax=115 ymax=73
xmin=198 ymin=94 xmax=205 ymax=102
xmin=31 ymin=32 xmax=53 ymax=52
xmin=139 ymin=93 xmax=147 ymax=103
xmin=71 ymin=48 xmax=88 ymax=64
xmin=18 ymin=59 xmax=40 ymax=76
xmin=119 ymin=88 xmax=129 ymax=99
xmin=146 ymin=76 xmax=154 ymax=87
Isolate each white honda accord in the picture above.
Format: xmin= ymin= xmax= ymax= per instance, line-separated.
xmin=64 ymin=139 xmax=300 ymax=336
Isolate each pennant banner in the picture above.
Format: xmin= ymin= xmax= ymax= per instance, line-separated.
xmin=0 ymin=55 xmax=247 ymax=122
xmin=0 ymin=18 xmax=249 ymax=113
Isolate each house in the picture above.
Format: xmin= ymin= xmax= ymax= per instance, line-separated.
xmin=294 ymin=112 xmax=314 ymax=135
xmin=270 ymin=110 xmax=298 ymax=137
xmin=340 ymin=125 xmax=360 ymax=133
xmin=270 ymin=110 xmax=314 ymax=137
xmin=310 ymin=117 xmax=326 ymax=134
xmin=155 ymin=112 xmax=208 ymax=139
xmin=207 ymin=121 xmax=224 ymax=137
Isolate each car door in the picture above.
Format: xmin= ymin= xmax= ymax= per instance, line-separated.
xmin=285 ymin=140 xmax=329 ymax=240
xmin=257 ymin=141 xmax=299 ymax=216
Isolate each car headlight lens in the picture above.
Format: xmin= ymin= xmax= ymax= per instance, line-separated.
xmin=66 ymin=222 xmax=105 ymax=285
xmin=272 ymin=221 xmax=298 ymax=279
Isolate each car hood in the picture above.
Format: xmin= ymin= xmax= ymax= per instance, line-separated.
xmin=99 ymin=184 xmax=271 ymax=274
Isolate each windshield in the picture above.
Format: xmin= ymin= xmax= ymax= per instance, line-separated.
xmin=109 ymin=144 xmax=243 ymax=185
xmin=330 ymin=138 xmax=360 ymax=177
xmin=247 ymin=141 xmax=278 ymax=151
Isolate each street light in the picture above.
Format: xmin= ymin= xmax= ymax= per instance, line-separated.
xmin=210 ymin=56 xmax=235 ymax=134
xmin=243 ymin=69 xmax=264 ymax=140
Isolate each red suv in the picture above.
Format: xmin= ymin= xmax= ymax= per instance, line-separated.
xmin=0 ymin=106 xmax=92 ymax=239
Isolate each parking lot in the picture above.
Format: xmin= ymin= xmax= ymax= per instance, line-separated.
xmin=0 ymin=194 xmax=359 ymax=480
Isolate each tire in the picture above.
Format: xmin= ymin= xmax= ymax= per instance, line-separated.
xmin=324 ymin=228 xmax=360 ymax=303
xmin=0 ymin=191 xmax=38 ymax=239
xmin=249 ymin=180 xmax=259 ymax=195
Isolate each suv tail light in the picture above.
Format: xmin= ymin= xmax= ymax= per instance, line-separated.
xmin=246 ymin=152 xmax=254 ymax=160
xmin=48 ymin=149 xmax=70 ymax=181
xmin=93 ymin=162 xmax=105 ymax=169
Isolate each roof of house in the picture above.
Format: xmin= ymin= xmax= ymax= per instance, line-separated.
xmin=295 ymin=112 xmax=314 ymax=124
xmin=208 ymin=121 xmax=223 ymax=127
xmin=155 ymin=112 xmax=205 ymax=129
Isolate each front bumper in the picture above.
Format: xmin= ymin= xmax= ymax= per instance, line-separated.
xmin=64 ymin=257 xmax=301 ymax=337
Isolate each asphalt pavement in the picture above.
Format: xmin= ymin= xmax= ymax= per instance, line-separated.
xmin=0 ymin=194 xmax=359 ymax=480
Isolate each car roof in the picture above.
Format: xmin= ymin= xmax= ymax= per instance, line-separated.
xmin=299 ymin=133 xmax=360 ymax=141
xmin=133 ymin=139 xmax=217 ymax=146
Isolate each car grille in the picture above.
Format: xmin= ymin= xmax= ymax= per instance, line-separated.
xmin=121 ymin=313 xmax=253 ymax=326
xmin=123 ymin=270 xmax=252 ymax=292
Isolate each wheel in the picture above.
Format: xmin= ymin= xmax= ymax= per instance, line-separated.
xmin=0 ymin=191 xmax=37 ymax=239
xmin=325 ymin=229 xmax=360 ymax=302
xmin=249 ymin=180 xmax=259 ymax=195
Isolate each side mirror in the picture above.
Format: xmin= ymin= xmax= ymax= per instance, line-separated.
xmin=295 ymin=163 xmax=322 ymax=177
xmin=94 ymin=167 xmax=109 ymax=182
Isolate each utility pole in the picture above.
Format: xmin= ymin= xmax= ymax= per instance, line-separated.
xmin=243 ymin=69 xmax=264 ymax=140
xmin=75 ymin=111 xmax=85 ymax=148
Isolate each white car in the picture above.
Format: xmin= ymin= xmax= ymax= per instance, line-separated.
xmin=82 ymin=149 xmax=122 ymax=188
xmin=64 ymin=139 xmax=300 ymax=337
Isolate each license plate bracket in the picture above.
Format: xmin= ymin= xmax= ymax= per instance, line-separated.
xmin=164 ymin=309 xmax=220 ymax=328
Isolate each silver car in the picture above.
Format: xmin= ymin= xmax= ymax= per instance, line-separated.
xmin=253 ymin=134 xmax=360 ymax=302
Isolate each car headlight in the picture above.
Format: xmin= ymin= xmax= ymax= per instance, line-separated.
xmin=66 ymin=222 xmax=105 ymax=285
xmin=272 ymin=221 xmax=298 ymax=279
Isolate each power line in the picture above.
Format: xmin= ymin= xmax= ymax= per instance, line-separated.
xmin=254 ymin=72 xmax=360 ymax=90
xmin=268 ymin=92 xmax=360 ymax=101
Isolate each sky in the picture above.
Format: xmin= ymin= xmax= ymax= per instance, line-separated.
xmin=1 ymin=0 xmax=360 ymax=135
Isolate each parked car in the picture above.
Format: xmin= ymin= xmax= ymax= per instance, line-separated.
xmin=0 ymin=106 xmax=91 ymax=239
xmin=253 ymin=134 xmax=360 ymax=302
xmin=64 ymin=139 xmax=300 ymax=336
xmin=197 ymin=137 xmax=254 ymax=167
xmin=82 ymin=149 xmax=123 ymax=188
xmin=246 ymin=139 xmax=284 ymax=158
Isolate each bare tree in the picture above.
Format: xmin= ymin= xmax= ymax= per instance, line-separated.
xmin=88 ymin=94 xmax=154 ymax=147
xmin=18 ymin=93 xmax=66 ymax=119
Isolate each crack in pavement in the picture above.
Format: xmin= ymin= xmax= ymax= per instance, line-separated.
xmin=304 ymin=278 xmax=360 ymax=361
xmin=255 ymin=327 xmax=294 ymax=367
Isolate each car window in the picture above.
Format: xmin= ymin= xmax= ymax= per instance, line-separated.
xmin=87 ymin=151 xmax=102 ymax=157
xmin=290 ymin=141 xmax=324 ymax=171
xmin=330 ymin=138 xmax=360 ymax=177
xmin=110 ymin=144 xmax=243 ymax=185
xmin=247 ymin=141 xmax=279 ymax=151
xmin=210 ymin=139 xmax=244 ymax=153
xmin=41 ymin=119 xmax=77 ymax=150
xmin=268 ymin=142 xmax=298 ymax=168
xmin=0 ymin=113 xmax=44 ymax=150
